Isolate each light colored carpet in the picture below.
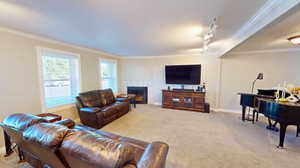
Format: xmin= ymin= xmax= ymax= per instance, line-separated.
xmin=102 ymin=105 xmax=300 ymax=168
xmin=0 ymin=151 xmax=30 ymax=168
xmin=1 ymin=104 xmax=300 ymax=167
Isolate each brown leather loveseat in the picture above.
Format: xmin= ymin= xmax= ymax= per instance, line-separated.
xmin=76 ymin=89 xmax=130 ymax=129
xmin=1 ymin=113 xmax=169 ymax=168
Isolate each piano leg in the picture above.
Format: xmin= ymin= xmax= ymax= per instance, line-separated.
xmin=278 ymin=123 xmax=287 ymax=148
xmin=297 ymin=125 xmax=300 ymax=137
xmin=256 ymin=112 xmax=259 ymax=122
xmin=252 ymin=109 xmax=259 ymax=124
xmin=252 ymin=110 xmax=255 ymax=124
xmin=242 ymin=106 xmax=246 ymax=121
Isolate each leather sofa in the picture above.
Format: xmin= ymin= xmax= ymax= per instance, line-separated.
xmin=76 ymin=89 xmax=130 ymax=129
xmin=1 ymin=113 xmax=169 ymax=168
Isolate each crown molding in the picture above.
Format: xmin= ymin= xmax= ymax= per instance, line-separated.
xmin=120 ymin=52 xmax=221 ymax=59
xmin=229 ymin=48 xmax=300 ymax=55
xmin=121 ymin=54 xmax=201 ymax=59
xmin=0 ymin=26 xmax=121 ymax=59
xmin=219 ymin=0 xmax=300 ymax=57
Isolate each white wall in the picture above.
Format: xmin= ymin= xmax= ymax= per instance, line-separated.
xmin=119 ymin=50 xmax=300 ymax=113
xmin=119 ymin=55 xmax=220 ymax=108
xmin=2 ymin=27 xmax=300 ymax=150
xmin=0 ymin=29 xmax=118 ymax=147
xmin=219 ymin=51 xmax=300 ymax=111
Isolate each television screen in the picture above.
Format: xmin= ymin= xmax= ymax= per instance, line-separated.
xmin=165 ymin=65 xmax=201 ymax=85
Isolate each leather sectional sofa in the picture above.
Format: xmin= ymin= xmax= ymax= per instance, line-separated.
xmin=1 ymin=113 xmax=169 ymax=168
xmin=76 ymin=89 xmax=130 ymax=129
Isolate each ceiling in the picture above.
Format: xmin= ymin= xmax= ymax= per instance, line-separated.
xmin=231 ymin=4 xmax=300 ymax=53
xmin=0 ymin=0 xmax=269 ymax=56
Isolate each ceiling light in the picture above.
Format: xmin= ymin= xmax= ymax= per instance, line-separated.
xmin=202 ymin=17 xmax=218 ymax=52
xmin=288 ymin=35 xmax=300 ymax=45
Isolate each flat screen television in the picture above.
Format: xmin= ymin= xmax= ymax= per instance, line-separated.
xmin=165 ymin=64 xmax=201 ymax=85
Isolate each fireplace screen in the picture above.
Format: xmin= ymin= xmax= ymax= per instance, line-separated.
xmin=127 ymin=87 xmax=148 ymax=104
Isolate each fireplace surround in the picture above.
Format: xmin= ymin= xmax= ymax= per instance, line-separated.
xmin=127 ymin=86 xmax=148 ymax=104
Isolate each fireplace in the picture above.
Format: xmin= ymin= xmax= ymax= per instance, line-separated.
xmin=127 ymin=87 xmax=148 ymax=104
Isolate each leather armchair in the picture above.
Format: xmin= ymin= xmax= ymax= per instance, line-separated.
xmin=76 ymin=89 xmax=130 ymax=129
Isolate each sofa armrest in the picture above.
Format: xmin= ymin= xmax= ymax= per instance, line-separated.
xmin=78 ymin=107 xmax=104 ymax=129
xmin=80 ymin=107 xmax=102 ymax=113
xmin=137 ymin=142 xmax=169 ymax=168
xmin=54 ymin=119 xmax=75 ymax=128
xmin=116 ymin=97 xmax=129 ymax=102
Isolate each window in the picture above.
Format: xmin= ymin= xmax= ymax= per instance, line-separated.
xmin=38 ymin=48 xmax=81 ymax=109
xmin=100 ymin=59 xmax=117 ymax=93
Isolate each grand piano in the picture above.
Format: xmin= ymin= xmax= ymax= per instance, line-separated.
xmin=239 ymin=91 xmax=300 ymax=148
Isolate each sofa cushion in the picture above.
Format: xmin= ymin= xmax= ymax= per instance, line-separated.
xmin=111 ymin=102 xmax=129 ymax=113
xmin=95 ymin=130 xmax=122 ymax=141
xmin=73 ymin=124 xmax=98 ymax=132
xmin=95 ymin=130 xmax=148 ymax=164
xmin=101 ymin=106 xmax=118 ymax=117
xmin=23 ymin=123 xmax=70 ymax=149
xmin=60 ymin=131 xmax=135 ymax=168
xmin=79 ymin=90 xmax=102 ymax=107
xmin=3 ymin=113 xmax=48 ymax=131
xmin=99 ymin=89 xmax=116 ymax=106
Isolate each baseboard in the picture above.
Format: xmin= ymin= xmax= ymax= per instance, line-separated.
xmin=148 ymin=103 xmax=241 ymax=114
xmin=152 ymin=102 xmax=162 ymax=106
xmin=213 ymin=108 xmax=241 ymax=114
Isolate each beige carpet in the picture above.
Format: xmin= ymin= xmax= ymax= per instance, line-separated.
xmin=1 ymin=104 xmax=300 ymax=167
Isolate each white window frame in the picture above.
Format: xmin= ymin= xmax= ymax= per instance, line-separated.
xmin=99 ymin=58 xmax=118 ymax=94
xmin=37 ymin=47 xmax=82 ymax=112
